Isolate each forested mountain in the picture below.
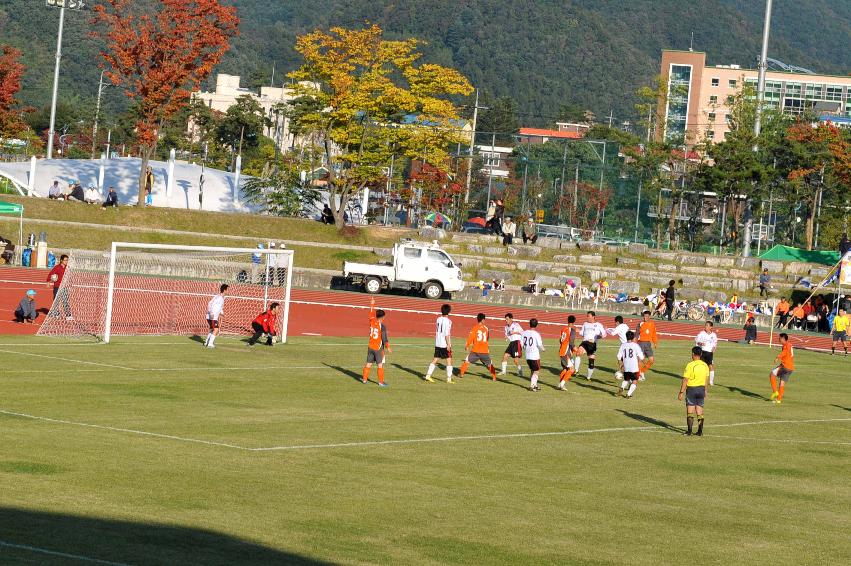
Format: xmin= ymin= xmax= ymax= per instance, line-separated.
xmin=2 ymin=0 xmax=851 ymax=126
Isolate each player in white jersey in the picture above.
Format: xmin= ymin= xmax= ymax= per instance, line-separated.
xmin=574 ymin=311 xmax=606 ymax=380
xmin=607 ymin=315 xmax=630 ymax=343
xmin=204 ymin=283 xmax=229 ymax=348
xmin=425 ymin=304 xmax=454 ymax=383
xmin=501 ymin=313 xmax=524 ymax=376
xmin=521 ymin=318 xmax=545 ymax=391
xmin=695 ymin=321 xmax=718 ymax=385
xmin=616 ymin=331 xmax=645 ymax=398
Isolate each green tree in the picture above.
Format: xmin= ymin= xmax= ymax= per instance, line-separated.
xmin=216 ymin=95 xmax=269 ymax=152
xmin=476 ymin=93 xmax=519 ymax=145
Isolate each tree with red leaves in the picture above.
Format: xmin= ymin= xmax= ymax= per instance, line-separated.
xmin=555 ymin=181 xmax=611 ymax=234
xmin=0 ymin=45 xmax=30 ymax=138
xmin=91 ymin=0 xmax=239 ymax=205
xmin=408 ymin=163 xmax=464 ymax=214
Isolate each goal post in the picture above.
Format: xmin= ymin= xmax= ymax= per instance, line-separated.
xmin=39 ymin=242 xmax=294 ymax=344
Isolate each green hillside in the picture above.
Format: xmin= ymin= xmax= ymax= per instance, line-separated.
xmin=2 ymin=0 xmax=851 ymax=125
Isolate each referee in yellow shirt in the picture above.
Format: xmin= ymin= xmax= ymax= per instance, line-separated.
xmin=831 ymin=308 xmax=849 ymax=356
xmin=678 ymin=346 xmax=710 ymax=436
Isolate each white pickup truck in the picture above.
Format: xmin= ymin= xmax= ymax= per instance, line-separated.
xmin=343 ymin=241 xmax=465 ymax=299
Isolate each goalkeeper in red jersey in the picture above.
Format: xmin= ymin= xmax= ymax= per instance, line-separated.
xmin=363 ymin=298 xmax=391 ymax=387
xmin=248 ymin=302 xmax=282 ymax=346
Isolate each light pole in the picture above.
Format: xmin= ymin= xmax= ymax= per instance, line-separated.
xmin=91 ymin=70 xmax=111 ymax=159
xmin=45 ymin=0 xmax=85 ymax=160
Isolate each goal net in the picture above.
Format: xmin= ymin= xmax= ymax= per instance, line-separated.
xmin=37 ymin=243 xmax=294 ymax=343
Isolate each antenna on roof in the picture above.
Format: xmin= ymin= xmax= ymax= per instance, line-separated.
xmin=689 ymin=32 xmax=694 ymax=52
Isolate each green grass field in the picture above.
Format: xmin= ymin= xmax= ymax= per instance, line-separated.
xmin=0 ymin=336 xmax=848 ymax=565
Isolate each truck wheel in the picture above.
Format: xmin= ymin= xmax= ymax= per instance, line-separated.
xmin=423 ymin=281 xmax=443 ymax=299
xmin=363 ymin=276 xmax=382 ymax=294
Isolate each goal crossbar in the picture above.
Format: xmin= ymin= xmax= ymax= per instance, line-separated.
xmin=102 ymin=242 xmax=294 ymax=344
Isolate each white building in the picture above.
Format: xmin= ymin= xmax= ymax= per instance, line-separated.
xmin=191 ymin=74 xmax=300 ymax=150
xmin=475 ymin=144 xmax=512 ymax=178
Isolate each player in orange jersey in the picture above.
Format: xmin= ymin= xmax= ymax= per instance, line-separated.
xmin=460 ymin=313 xmax=498 ymax=380
xmin=635 ymin=310 xmax=658 ymax=379
xmin=557 ymin=315 xmax=577 ymax=390
xmin=769 ymin=333 xmax=795 ymax=404
xmin=363 ymin=298 xmax=391 ymax=387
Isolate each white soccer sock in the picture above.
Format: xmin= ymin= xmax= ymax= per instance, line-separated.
xmin=709 ymin=370 xmax=715 ymax=385
xmin=627 ymin=383 xmax=637 ymax=397
xmin=574 ymin=357 xmax=582 ymax=373
xmin=501 ymin=361 xmax=507 ymax=373
xmin=204 ymin=333 xmax=211 ymax=346
xmin=210 ymin=334 xmax=217 ymax=346
xmin=621 ymin=380 xmax=629 ymax=390
xmin=531 ymin=373 xmax=538 ymax=388
xmin=426 ymin=363 xmax=436 ymax=377
xmin=446 ymin=365 xmax=453 ymax=379
xmin=587 ymin=367 xmax=594 ymax=379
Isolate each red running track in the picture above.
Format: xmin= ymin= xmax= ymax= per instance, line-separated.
xmin=0 ymin=266 xmax=837 ymax=352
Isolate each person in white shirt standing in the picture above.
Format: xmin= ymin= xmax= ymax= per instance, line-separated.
xmin=608 ymin=315 xmax=630 ymax=344
xmin=575 ymin=311 xmax=606 ymax=380
xmin=425 ymin=304 xmax=454 ymax=383
xmin=695 ymin=321 xmax=719 ymax=385
xmin=205 ymin=283 xmax=229 ymax=348
xmin=501 ymin=313 xmax=524 ymax=376
xmin=616 ymin=331 xmax=645 ymax=398
xmin=521 ymin=318 xmax=545 ymax=391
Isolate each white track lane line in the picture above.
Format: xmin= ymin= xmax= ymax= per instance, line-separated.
xmin=0 ymin=349 xmax=133 ymax=370
xmin=0 ymin=540 xmax=133 ymax=566
xmin=0 ymin=366 xmax=329 ymax=375
xmin=3 ymin=408 xmax=848 ymax=452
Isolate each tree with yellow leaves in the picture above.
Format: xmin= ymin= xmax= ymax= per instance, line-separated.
xmin=288 ymin=25 xmax=473 ymax=229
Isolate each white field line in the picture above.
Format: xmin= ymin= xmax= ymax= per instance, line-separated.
xmin=0 ymin=540 xmax=133 ymax=566
xmin=0 ymin=349 xmax=133 ymax=370
xmin=0 ymin=366 xmax=329 ymax=375
xmin=0 ymin=409 xmax=246 ymax=450
xmin=2 ymin=408 xmax=848 ymax=452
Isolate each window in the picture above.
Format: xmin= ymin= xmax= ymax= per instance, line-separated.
xmin=427 ymin=250 xmax=450 ymax=264
xmin=711 ymin=78 xmax=719 ymax=87
xmin=403 ymin=247 xmax=422 ymax=259
xmin=709 ymin=95 xmax=718 ymax=104
xmin=708 ymin=112 xmax=716 ymax=121
xmin=665 ymin=64 xmax=692 ymax=142
xmin=827 ymin=86 xmax=844 ymax=101
xmin=725 ymin=114 xmax=732 ymax=124
xmin=482 ymin=152 xmax=500 ymax=168
xmin=728 ymin=79 xmax=737 ymax=87
xmin=726 ymin=95 xmax=735 ymax=105
xmin=706 ymin=130 xmax=715 ymax=140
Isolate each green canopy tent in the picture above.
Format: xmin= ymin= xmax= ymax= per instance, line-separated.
xmin=758 ymin=244 xmax=840 ymax=267
xmin=0 ymin=201 xmax=23 ymax=264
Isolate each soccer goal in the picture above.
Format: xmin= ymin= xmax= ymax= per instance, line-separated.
xmin=37 ymin=242 xmax=294 ymax=344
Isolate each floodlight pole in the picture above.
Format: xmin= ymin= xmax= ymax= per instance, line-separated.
xmin=46 ymin=4 xmax=66 ymax=160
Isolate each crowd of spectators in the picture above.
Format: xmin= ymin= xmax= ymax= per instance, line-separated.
xmin=46 ymin=180 xmax=120 ymax=209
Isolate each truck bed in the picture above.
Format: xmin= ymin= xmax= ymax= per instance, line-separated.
xmin=343 ymin=261 xmax=395 ymax=279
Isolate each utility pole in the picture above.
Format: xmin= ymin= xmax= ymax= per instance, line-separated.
xmin=91 ymin=70 xmax=108 ymax=159
xmin=46 ymin=3 xmax=66 ymax=160
xmin=485 ymin=132 xmax=496 ymax=207
xmin=464 ymin=90 xmax=488 ymax=204
xmin=745 ymin=0 xmax=773 ymax=257
xmin=558 ymin=142 xmax=568 ymax=224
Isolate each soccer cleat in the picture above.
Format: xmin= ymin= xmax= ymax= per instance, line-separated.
xmin=361 ymin=378 xmax=368 ymax=384
xmin=639 ymin=375 xmax=646 ymax=381
xmin=769 ymin=391 xmax=779 ymax=401
xmin=447 ymin=378 xmax=454 ymax=384
xmin=558 ymin=383 xmax=566 ymax=390
xmin=424 ymin=376 xmax=435 ymax=382
xmin=684 ymin=431 xmax=692 ymax=436
xmin=775 ymin=399 xmax=782 ymax=405
xmin=696 ymin=430 xmax=703 ymax=436
xmin=499 ymin=370 xmax=506 ymax=376
xmin=529 ymin=385 xmax=540 ymax=392
xmin=378 ymin=382 xmax=388 ymax=388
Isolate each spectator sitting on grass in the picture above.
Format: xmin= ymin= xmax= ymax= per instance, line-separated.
xmin=15 ymin=289 xmax=38 ymax=323
xmin=48 ymin=181 xmax=64 ymax=200
xmin=84 ymin=186 xmax=101 ymax=204
xmin=102 ymin=187 xmax=119 ymax=209
xmin=69 ymin=183 xmax=86 ymax=202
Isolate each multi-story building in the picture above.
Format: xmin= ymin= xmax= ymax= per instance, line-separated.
xmin=190 ymin=74 xmax=300 ymax=149
xmin=659 ymin=49 xmax=851 ymax=146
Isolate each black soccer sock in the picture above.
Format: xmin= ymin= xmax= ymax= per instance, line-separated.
xmin=686 ymin=416 xmax=694 ymax=434
xmin=697 ymin=415 xmax=704 ymax=435
xmin=832 ymin=346 xmax=836 ymax=354
xmin=588 ymin=358 xmax=595 ymax=369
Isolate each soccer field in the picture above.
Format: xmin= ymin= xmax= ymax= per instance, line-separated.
xmin=0 ymin=336 xmax=849 ymax=565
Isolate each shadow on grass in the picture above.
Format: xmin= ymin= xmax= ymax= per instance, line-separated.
xmin=324 ymin=363 xmax=366 ymax=384
xmin=0 ymin=506 xmax=330 ymax=565
xmin=617 ymin=410 xmax=681 ymax=433
xmin=830 ymin=404 xmax=851 ymax=412
xmin=721 ymin=385 xmax=769 ymax=401
xmin=189 ymin=334 xmax=206 ymax=345
xmin=390 ymin=363 xmax=428 ymax=382
xmin=571 ymin=378 xmax=618 ymax=397
xmin=650 ymin=369 xmax=684 ymax=380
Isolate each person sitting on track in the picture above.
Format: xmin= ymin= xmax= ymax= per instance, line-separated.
xmin=14 ymin=289 xmax=38 ymax=324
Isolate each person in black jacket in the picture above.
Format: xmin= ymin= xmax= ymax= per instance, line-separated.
xmin=664 ymin=280 xmax=676 ymax=320
xmin=102 ymin=187 xmax=119 ymax=209
xmin=840 ymin=234 xmax=850 ymax=256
